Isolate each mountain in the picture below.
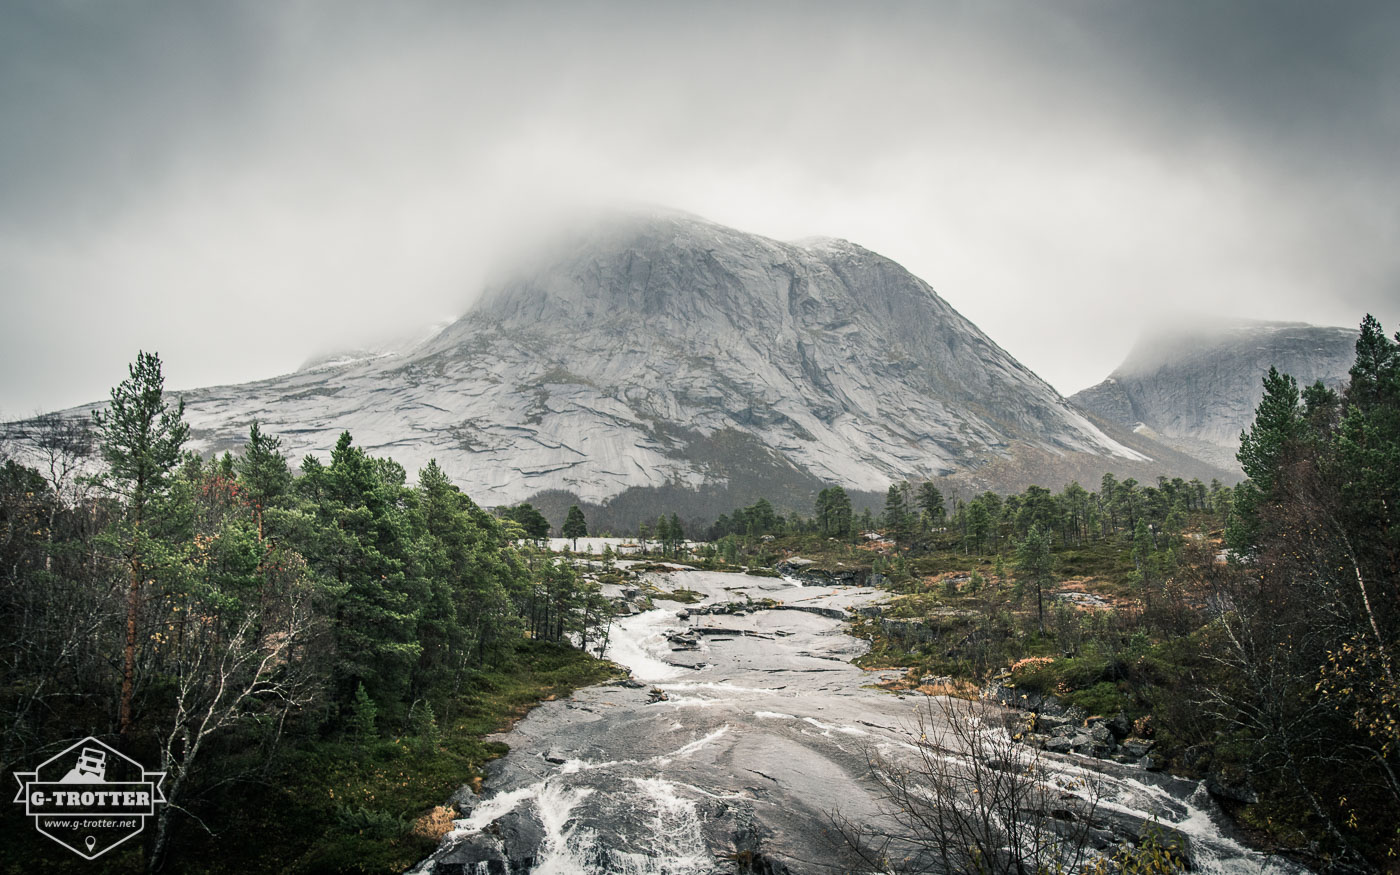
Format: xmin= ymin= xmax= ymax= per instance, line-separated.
xmin=43 ymin=210 xmax=1230 ymax=526
xmin=1070 ymin=320 xmax=1358 ymax=472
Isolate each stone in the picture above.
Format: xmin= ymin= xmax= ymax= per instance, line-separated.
xmin=1083 ymin=720 xmax=1114 ymax=744
xmin=448 ymin=784 xmax=477 ymax=815
xmin=1206 ymin=773 xmax=1259 ymax=804
xmin=1107 ymin=711 xmax=1132 ymax=739
xmin=1045 ymin=736 xmax=1075 ymax=754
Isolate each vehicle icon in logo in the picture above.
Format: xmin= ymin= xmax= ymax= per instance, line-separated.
xmin=60 ymin=747 xmax=108 ymax=783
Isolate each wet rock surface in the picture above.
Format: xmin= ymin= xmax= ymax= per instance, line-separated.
xmin=413 ymin=570 xmax=1308 ymax=874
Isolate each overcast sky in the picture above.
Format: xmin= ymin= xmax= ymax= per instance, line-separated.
xmin=2 ymin=1 xmax=1397 ymax=416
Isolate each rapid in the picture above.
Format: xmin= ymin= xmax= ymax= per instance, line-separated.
xmin=411 ymin=568 xmax=1307 ymax=874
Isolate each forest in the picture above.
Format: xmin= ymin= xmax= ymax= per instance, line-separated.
xmin=0 ymin=353 xmax=618 ymax=873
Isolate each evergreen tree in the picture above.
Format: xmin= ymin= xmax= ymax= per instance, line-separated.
xmin=821 ymin=486 xmax=854 ymax=537
xmin=916 ymin=481 xmax=945 ymax=524
xmin=1131 ymin=519 xmax=1157 ymax=612
xmin=964 ymin=496 xmax=992 ymax=553
xmin=655 ymin=514 xmax=673 ymax=555
xmin=562 ymin=505 xmax=588 ymax=548
xmin=236 ymin=421 xmax=291 ymax=538
xmin=1015 ymin=523 xmax=1054 ymax=636
xmin=668 ymin=512 xmax=684 ymax=554
xmin=1100 ymin=472 xmax=1120 ymax=535
xmin=1205 ymin=317 xmax=1399 ymax=861
xmin=1227 ymin=367 xmax=1303 ymax=556
xmin=746 ymin=498 xmax=778 ymax=535
xmin=1239 ymin=367 xmax=1303 ymax=491
xmin=1012 ymin=485 xmax=1052 ymax=539
xmin=858 ymin=506 xmax=874 ymax=534
xmin=297 ymin=432 xmax=421 ymax=716
xmin=504 ymin=502 xmax=551 ymax=540
xmin=411 ymin=459 xmax=522 ymax=687
xmin=882 ymin=484 xmax=911 ymax=543
xmin=92 ymin=351 xmax=191 ymax=736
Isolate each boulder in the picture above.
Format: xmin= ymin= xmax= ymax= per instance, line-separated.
xmin=1083 ymin=720 xmax=1114 ymax=745
xmin=1205 ymin=773 xmax=1259 ymax=804
xmin=1107 ymin=711 xmax=1132 ymax=739
xmin=448 ymin=784 xmax=477 ymax=815
xmin=1045 ymin=736 xmax=1075 ymax=754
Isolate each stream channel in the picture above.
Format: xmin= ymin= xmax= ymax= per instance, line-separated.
xmin=411 ymin=567 xmax=1308 ymax=875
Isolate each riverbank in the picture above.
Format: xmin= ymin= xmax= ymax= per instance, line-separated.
xmin=0 ymin=640 xmax=623 ymax=875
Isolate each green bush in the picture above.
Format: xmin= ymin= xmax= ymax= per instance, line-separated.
xmin=1065 ymin=681 xmax=1130 ymax=717
xmin=332 ymin=804 xmax=413 ymax=840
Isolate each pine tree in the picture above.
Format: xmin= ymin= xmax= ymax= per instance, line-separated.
xmin=92 ymin=351 xmax=190 ymax=736
xmin=882 ymin=484 xmax=911 ymax=544
xmin=655 ymin=514 xmax=673 ymax=555
xmin=299 ymin=432 xmax=421 ymax=716
xmin=562 ymin=504 xmax=588 ymax=549
xmin=1227 ymin=367 xmax=1304 ymax=556
xmin=816 ymin=485 xmax=854 ymax=538
xmin=237 ymin=421 xmax=291 ymax=538
xmin=504 ymin=502 xmax=551 ymax=540
xmin=1238 ymin=366 xmax=1303 ymax=491
xmin=1016 ymin=523 xmax=1054 ymax=636
xmin=1131 ymin=519 xmax=1157 ymax=612
xmin=668 ymin=512 xmax=684 ymax=555
xmin=964 ymin=498 xmax=991 ymax=553
xmin=916 ymin=481 xmax=945 ymax=526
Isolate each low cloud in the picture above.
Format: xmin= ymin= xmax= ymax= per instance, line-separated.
xmin=1 ymin=1 xmax=1396 ymax=414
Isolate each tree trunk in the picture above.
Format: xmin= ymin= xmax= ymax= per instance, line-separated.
xmin=1036 ymin=580 xmax=1045 ymax=637
xmin=120 ymin=509 xmax=141 ymax=738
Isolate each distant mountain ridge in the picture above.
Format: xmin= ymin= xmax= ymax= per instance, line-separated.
xmin=36 ymin=210 xmax=1239 ymax=526
xmin=1070 ymin=320 xmax=1358 ymax=472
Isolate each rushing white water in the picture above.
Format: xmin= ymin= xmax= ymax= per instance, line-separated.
xmin=415 ymin=570 xmax=1309 ymax=875
xmin=604 ymin=610 xmax=690 ymax=683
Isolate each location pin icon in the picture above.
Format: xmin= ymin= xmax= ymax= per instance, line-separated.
xmin=85 ymin=836 xmax=96 ymax=853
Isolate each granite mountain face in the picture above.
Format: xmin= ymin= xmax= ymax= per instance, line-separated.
xmin=62 ymin=211 xmax=1190 ymax=521
xmin=1070 ymin=320 xmax=1358 ymax=473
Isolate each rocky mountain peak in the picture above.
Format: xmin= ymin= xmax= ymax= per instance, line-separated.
xmin=1071 ymin=318 xmax=1358 ymax=471
xmin=43 ymin=209 xmax=1212 ymax=526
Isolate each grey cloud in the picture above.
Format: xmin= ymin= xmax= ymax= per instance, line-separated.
xmin=1 ymin=1 xmax=1396 ymax=416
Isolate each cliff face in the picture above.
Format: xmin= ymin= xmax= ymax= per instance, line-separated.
xmin=54 ymin=210 xmax=1191 ymax=519
xmin=1071 ymin=321 xmax=1358 ymax=472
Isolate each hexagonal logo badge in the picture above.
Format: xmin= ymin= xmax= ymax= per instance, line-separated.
xmin=11 ymin=737 xmax=166 ymax=860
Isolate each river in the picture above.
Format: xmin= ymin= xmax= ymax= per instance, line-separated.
xmin=411 ymin=568 xmax=1308 ymax=874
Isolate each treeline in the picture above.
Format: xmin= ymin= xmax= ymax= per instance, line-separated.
xmin=0 ymin=352 xmax=608 ymax=872
xmin=704 ymin=470 xmax=1225 ymax=559
xmin=943 ymin=474 xmax=1224 ymax=554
